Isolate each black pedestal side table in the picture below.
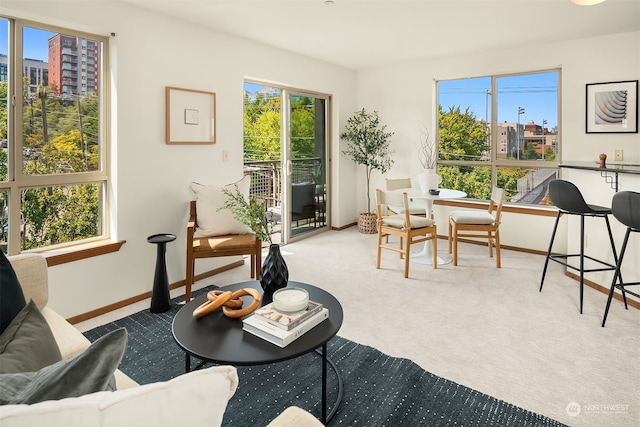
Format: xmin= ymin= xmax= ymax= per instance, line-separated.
xmin=147 ymin=233 xmax=176 ymax=313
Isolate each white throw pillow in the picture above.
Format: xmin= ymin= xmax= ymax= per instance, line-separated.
xmin=190 ymin=175 xmax=253 ymax=238
xmin=0 ymin=365 xmax=239 ymax=427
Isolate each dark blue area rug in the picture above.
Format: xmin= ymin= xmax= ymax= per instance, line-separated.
xmin=83 ymin=285 xmax=565 ymax=427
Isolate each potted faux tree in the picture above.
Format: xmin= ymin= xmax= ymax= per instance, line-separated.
xmin=341 ymin=108 xmax=395 ymax=234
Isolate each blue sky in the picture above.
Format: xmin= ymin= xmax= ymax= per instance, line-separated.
xmin=0 ymin=20 xmax=55 ymax=60
xmin=438 ymin=72 xmax=559 ymax=130
xmin=245 ymin=72 xmax=558 ymax=130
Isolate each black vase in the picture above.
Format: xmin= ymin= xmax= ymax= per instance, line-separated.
xmin=260 ymin=243 xmax=289 ymax=298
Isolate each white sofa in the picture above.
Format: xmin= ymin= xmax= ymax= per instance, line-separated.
xmin=0 ymin=254 xmax=322 ymax=427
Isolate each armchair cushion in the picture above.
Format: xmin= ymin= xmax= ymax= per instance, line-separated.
xmin=0 ymin=328 xmax=127 ymax=405
xmin=190 ymin=176 xmax=252 ymax=238
xmin=0 ymin=300 xmax=62 ymax=374
xmin=0 ymin=252 xmax=27 ymax=334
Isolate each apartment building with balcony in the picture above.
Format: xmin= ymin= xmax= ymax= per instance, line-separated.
xmin=47 ymin=34 xmax=99 ymax=97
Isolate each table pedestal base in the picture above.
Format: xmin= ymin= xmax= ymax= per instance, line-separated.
xmin=410 ymin=244 xmax=453 ymax=265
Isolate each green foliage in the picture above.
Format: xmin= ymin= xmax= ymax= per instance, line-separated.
xmin=243 ymin=92 xmax=282 ymax=160
xmin=341 ymin=108 xmax=395 ymax=213
xmin=219 ymin=185 xmax=275 ymax=244
xmin=497 ymin=167 xmax=527 ymax=194
xmin=439 ymin=165 xmax=492 ymax=200
xmin=437 ymin=105 xmax=530 ymax=201
xmin=0 ymin=81 xmax=7 ymax=141
xmin=3 ymin=86 xmax=102 ymax=250
xmin=243 ymin=92 xmax=318 ymax=161
xmin=20 ymin=184 xmax=99 ymax=249
xmin=290 ymin=97 xmax=316 ymax=159
xmin=438 ymin=105 xmax=489 ymax=161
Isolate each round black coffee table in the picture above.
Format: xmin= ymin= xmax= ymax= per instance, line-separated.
xmin=172 ymin=280 xmax=343 ymax=423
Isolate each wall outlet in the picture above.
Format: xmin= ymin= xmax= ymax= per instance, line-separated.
xmin=222 ymin=150 xmax=229 ymax=162
xmin=614 ymin=149 xmax=623 ymax=161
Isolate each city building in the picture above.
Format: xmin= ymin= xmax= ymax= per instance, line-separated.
xmin=47 ymin=34 xmax=100 ymax=97
xmin=0 ymin=54 xmax=48 ymax=96
xmin=496 ymin=121 xmax=558 ymax=160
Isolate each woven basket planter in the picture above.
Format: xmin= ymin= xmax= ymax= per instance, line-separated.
xmin=358 ymin=212 xmax=378 ymax=234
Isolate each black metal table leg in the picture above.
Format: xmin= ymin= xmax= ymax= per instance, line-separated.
xmin=322 ymin=342 xmax=327 ymax=423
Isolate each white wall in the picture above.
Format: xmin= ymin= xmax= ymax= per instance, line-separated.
xmin=3 ymin=1 xmax=638 ymax=318
xmin=356 ymin=31 xmax=639 ymax=289
xmin=3 ymin=1 xmax=358 ymax=318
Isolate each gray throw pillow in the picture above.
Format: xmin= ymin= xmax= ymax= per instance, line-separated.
xmin=0 ymin=251 xmax=27 ymax=334
xmin=0 ymin=300 xmax=62 ymax=373
xmin=0 ymin=327 xmax=128 ymax=405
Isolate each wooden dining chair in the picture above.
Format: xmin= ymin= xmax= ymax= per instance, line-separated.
xmin=384 ymin=178 xmax=425 ymax=216
xmin=448 ymin=187 xmax=505 ymax=268
xmin=375 ymin=189 xmax=438 ymax=278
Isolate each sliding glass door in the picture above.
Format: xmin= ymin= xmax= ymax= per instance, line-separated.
xmin=284 ymin=92 xmax=328 ymax=242
xmin=243 ymin=82 xmax=329 ymax=245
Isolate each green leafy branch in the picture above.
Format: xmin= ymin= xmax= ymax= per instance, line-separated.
xmin=219 ymin=185 xmax=274 ymax=244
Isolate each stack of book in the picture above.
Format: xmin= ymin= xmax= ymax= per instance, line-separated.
xmin=242 ymin=300 xmax=328 ymax=347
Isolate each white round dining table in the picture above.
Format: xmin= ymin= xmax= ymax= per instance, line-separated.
xmin=403 ymin=188 xmax=467 ymax=265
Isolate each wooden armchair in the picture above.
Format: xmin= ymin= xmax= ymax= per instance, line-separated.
xmin=185 ymin=200 xmax=261 ymax=302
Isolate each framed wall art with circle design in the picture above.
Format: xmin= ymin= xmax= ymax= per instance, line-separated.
xmin=585 ymin=80 xmax=638 ymax=134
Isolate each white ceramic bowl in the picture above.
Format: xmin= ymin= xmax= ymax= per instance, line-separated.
xmin=272 ymin=287 xmax=309 ymax=313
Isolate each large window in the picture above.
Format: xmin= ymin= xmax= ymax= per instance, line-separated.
xmin=1 ymin=17 xmax=109 ymax=254
xmin=437 ymin=70 xmax=560 ymax=204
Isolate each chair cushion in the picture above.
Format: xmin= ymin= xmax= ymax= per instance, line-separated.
xmin=193 ymin=234 xmax=258 ymax=253
xmin=387 ymin=204 xmax=425 ymax=216
xmin=450 ymin=210 xmax=495 ymax=225
xmin=190 ymin=176 xmax=253 ymax=238
xmin=382 ymin=214 xmax=434 ymax=229
xmin=0 ymin=300 xmax=62 ymax=374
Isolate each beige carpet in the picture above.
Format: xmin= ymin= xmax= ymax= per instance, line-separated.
xmin=77 ymin=228 xmax=639 ymax=427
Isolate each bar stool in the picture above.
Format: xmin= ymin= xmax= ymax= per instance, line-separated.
xmin=602 ymin=191 xmax=640 ymax=327
xmin=539 ymin=180 xmax=618 ymax=313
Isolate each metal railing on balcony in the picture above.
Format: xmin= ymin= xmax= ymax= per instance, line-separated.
xmin=243 ymin=158 xmax=322 ymax=208
xmin=243 ymin=158 xmax=326 ymax=239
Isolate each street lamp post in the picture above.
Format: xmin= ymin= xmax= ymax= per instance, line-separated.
xmin=541 ymin=119 xmax=547 ymax=160
xmin=517 ymin=107 xmax=525 ymax=160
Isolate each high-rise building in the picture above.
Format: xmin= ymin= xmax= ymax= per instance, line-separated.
xmin=47 ymin=34 xmax=100 ymax=97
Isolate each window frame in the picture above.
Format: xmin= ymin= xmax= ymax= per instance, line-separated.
xmin=1 ymin=17 xmax=112 ymax=255
xmin=436 ymin=68 xmax=561 ymax=205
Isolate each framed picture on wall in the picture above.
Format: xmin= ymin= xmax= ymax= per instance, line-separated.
xmin=586 ymin=80 xmax=638 ymax=134
xmin=165 ymin=87 xmax=216 ymax=144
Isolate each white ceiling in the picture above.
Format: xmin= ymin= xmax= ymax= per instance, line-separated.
xmin=120 ymin=0 xmax=640 ymax=70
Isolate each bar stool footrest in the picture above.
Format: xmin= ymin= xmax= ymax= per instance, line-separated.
xmin=548 ymin=253 xmax=617 ymax=273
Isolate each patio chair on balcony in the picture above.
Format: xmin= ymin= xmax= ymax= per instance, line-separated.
xmin=291 ymin=182 xmax=316 ymax=226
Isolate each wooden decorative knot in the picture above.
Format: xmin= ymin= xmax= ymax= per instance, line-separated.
xmin=192 ymin=289 xmax=261 ymax=319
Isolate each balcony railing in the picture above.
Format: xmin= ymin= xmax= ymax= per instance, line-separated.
xmin=243 ymin=158 xmax=326 ymax=236
xmin=243 ymin=158 xmax=321 ymax=208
